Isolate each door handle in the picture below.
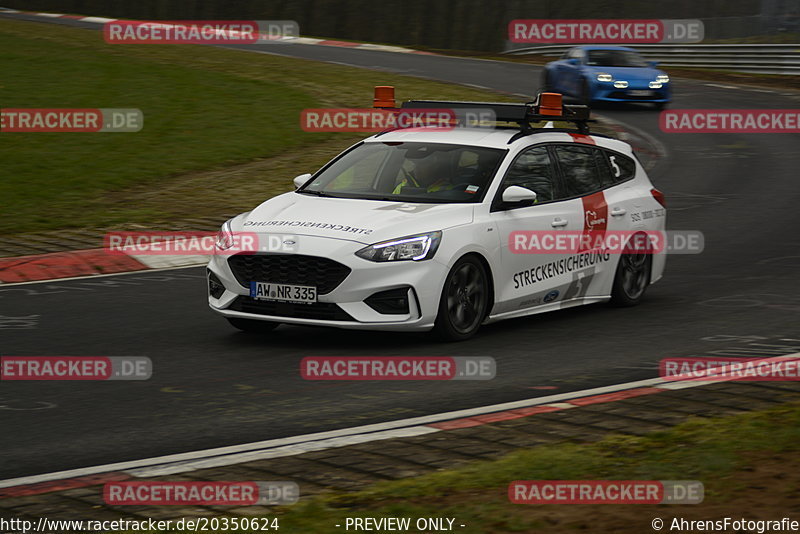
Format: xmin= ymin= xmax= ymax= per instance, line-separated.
xmin=611 ymin=207 xmax=627 ymax=217
xmin=551 ymin=218 xmax=568 ymax=228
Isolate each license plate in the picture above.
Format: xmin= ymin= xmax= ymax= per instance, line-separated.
xmin=250 ymin=282 xmax=317 ymax=303
xmin=628 ymin=90 xmax=653 ymax=97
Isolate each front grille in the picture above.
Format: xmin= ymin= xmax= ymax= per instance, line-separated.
xmin=227 ymin=254 xmax=351 ymax=295
xmin=228 ymin=296 xmax=354 ymax=321
xmin=609 ymin=91 xmax=661 ymax=100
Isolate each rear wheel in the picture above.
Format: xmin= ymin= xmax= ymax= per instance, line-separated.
xmin=610 ymin=248 xmax=652 ymax=307
xmin=226 ymin=317 xmax=280 ymax=333
xmin=434 ymin=256 xmax=490 ymax=342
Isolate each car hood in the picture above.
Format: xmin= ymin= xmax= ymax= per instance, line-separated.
xmin=587 ymin=65 xmax=661 ymax=82
xmin=237 ymin=192 xmax=475 ymax=245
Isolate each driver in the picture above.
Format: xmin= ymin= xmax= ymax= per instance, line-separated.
xmin=393 ymin=152 xmax=454 ymax=194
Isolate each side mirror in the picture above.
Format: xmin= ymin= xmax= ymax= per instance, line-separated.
xmin=293 ymin=173 xmax=312 ymax=189
xmin=568 ymin=58 xmax=580 ymax=66
xmin=502 ymin=185 xmax=537 ymax=205
xmin=649 ymin=60 xmax=660 ymax=68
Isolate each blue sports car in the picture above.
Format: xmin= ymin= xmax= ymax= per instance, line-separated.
xmin=542 ymin=46 xmax=670 ymax=109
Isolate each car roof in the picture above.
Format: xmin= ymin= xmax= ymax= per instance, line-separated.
xmin=363 ymin=127 xmax=633 ymax=154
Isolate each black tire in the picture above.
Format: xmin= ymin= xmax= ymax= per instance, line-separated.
xmin=434 ymin=256 xmax=490 ymax=342
xmin=654 ymin=101 xmax=668 ymax=111
xmin=226 ymin=317 xmax=280 ymax=333
xmin=610 ymin=247 xmax=652 ymax=307
xmin=541 ymin=70 xmax=553 ymax=92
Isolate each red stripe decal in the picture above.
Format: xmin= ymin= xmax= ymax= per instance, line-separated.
xmin=569 ymin=133 xmax=595 ymax=145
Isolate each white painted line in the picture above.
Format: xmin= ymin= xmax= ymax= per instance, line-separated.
xmin=80 ymin=16 xmax=116 ymax=23
xmin=36 ymin=12 xmax=65 ymax=17
xmin=126 ymin=426 xmax=439 ymax=477
xmin=656 ymin=380 xmax=715 ymax=390
xmin=705 ymin=83 xmax=739 ymax=90
xmin=0 ymin=376 xmax=667 ymax=489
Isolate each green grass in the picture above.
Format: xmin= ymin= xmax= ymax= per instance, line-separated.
xmin=260 ymin=401 xmax=800 ymax=533
xmin=0 ymin=18 xmax=518 ymax=235
xmin=0 ymin=22 xmax=316 ymax=233
xmin=109 ymin=400 xmax=800 ymax=533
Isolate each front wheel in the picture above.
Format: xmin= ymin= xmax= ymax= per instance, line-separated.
xmin=226 ymin=317 xmax=280 ymax=333
xmin=434 ymin=256 xmax=490 ymax=342
xmin=610 ymin=250 xmax=652 ymax=307
xmin=654 ymin=101 xmax=668 ymax=111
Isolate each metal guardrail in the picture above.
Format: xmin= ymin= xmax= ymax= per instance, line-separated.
xmin=503 ymin=44 xmax=800 ymax=75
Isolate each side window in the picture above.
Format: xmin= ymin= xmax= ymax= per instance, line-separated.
xmin=500 ymin=146 xmax=556 ymax=203
xmin=553 ymin=145 xmax=608 ymax=197
xmin=605 ymin=151 xmax=637 ymax=184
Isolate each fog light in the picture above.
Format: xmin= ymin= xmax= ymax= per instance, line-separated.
xmin=365 ymin=287 xmax=411 ymax=315
xmin=208 ymin=269 xmax=225 ymax=299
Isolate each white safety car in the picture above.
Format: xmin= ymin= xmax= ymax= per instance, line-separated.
xmin=207 ymin=89 xmax=666 ymax=341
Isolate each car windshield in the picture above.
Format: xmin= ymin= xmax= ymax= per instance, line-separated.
xmin=299 ymin=141 xmax=506 ymax=203
xmin=586 ymin=49 xmax=649 ymax=68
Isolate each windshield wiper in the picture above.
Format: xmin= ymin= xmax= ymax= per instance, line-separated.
xmin=297 ymin=190 xmax=336 ymax=198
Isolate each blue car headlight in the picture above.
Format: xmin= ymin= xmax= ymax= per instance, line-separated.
xmin=656 ymin=74 xmax=670 ymax=83
xmin=596 ymin=73 xmax=613 ymax=82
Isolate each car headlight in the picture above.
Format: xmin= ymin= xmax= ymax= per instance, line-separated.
xmin=613 ymin=80 xmax=629 ymax=89
xmin=649 ymin=81 xmax=663 ymax=89
xmin=656 ymin=74 xmax=669 ymax=83
xmin=216 ymin=219 xmax=236 ymax=250
xmin=596 ymin=73 xmax=613 ymax=82
xmin=356 ymin=231 xmax=442 ymax=262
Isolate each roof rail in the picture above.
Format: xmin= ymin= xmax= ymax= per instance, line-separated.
xmin=399 ymin=92 xmax=594 ymax=135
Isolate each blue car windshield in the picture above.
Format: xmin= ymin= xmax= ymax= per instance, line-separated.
xmin=586 ymin=50 xmax=649 ymax=68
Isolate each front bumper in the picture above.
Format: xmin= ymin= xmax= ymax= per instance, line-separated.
xmin=207 ymin=235 xmax=449 ymax=332
xmin=591 ymin=81 xmax=670 ymax=103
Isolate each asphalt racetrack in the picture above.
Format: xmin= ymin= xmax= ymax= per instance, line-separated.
xmin=2 ymin=12 xmax=799 ymax=480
